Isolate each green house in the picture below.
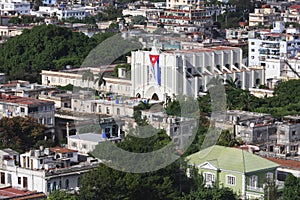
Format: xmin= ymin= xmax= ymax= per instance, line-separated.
xmin=186 ymin=145 xmax=279 ymax=200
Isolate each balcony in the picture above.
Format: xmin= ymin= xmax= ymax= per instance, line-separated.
xmin=247 ymin=185 xmax=264 ymax=193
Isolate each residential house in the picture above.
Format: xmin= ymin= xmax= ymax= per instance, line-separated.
xmin=248 ymin=6 xmax=280 ymax=27
xmin=248 ymin=21 xmax=300 ymax=82
xmin=0 ymin=93 xmax=55 ymax=128
xmin=187 ymin=145 xmax=279 ymax=200
xmin=67 ymin=133 xmax=122 ymax=155
xmin=0 ymin=147 xmax=99 ymax=194
xmin=0 ymin=0 xmax=30 ymax=16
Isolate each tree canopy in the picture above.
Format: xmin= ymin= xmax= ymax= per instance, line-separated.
xmin=0 ymin=116 xmax=53 ymax=153
xmin=0 ymin=25 xmax=119 ymax=82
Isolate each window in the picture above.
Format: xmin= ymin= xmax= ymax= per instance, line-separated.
xmin=18 ymin=177 xmax=21 ymax=184
xmin=0 ymin=172 xmax=5 ymax=184
xmin=77 ymin=177 xmax=81 ymax=187
xmin=20 ymin=107 xmax=25 ymax=112
xmin=251 ymin=49 xmax=255 ymax=52
xmin=72 ymin=142 xmax=77 ymax=147
xmin=251 ymin=56 xmax=255 ymax=59
xmin=106 ymin=107 xmax=110 ymax=114
xmin=204 ymin=172 xmax=215 ymax=183
xmin=65 ymin=179 xmax=69 ymax=190
xmin=266 ymin=172 xmax=273 ymax=181
xmin=292 ymin=131 xmax=296 ymax=136
xmin=226 ymin=175 xmax=236 ymax=186
xmin=249 ymin=175 xmax=258 ymax=188
xmin=117 ymin=108 xmax=120 ymax=115
xmin=251 ymin=42 xmax=255 ymax=45
xmin=23 ymin=177 xmax=28 ymax=188
xmin=53 ymin=181 xmax=57 ymax=191
xmin=67 ymin=153 xmax=73 ymax=158
xmin=40 ymin=159 xmax=43 ymax=164
xmin=7 ymin=174 xmax=11 ymax=184
xmin=82 ymin=144 xmax=87 ymax=149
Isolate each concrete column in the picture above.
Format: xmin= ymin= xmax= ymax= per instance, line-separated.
xmin=183 ymin=56 xmax=187 ymax=96
xmin=242 ymin=71 xmax=246 ymax=90
xmin=251 ymin=70 xmax=255 ymax=88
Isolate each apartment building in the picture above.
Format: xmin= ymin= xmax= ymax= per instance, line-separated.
xmin=0 ymin=0 xmax=30 ymax=15
xmin=0 ymin=93 xmax=55 ymax=128
xmin=0 ymin=147 xmax=99 ymax=194
xmin=249 ymin=6 xmax=280 ymax=27
xmin=282 ymin=4 xmax=300 ymax=24
xmin=248 ymin=21 xmax=300 ymax=81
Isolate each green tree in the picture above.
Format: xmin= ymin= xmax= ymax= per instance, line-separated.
xmin=47 ymin=190 xmax=76 ymax=200
xmin=264 ymin=180 xmax=279 ymax=200
xmin=79 ymin=130 xmax=196 ymax=200
xmin=94 ymin=72 xmax=106 ymax=92
xmin=225 ymin=77 xmax=239 ymax=89
xmin=131 ymin=15 xmax=147 ymax=25
xmin=182 ymin=186 xmax=238 ymax=200
xmin=0 ymin=24 xmax=95 ymax=82
xmin=0 ymin=116 xmax=52 ymax=152
xmin=282 ymin=174 xmax=300 ymax=200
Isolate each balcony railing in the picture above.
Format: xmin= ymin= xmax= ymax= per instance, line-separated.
xmin=247 ymin=185 xmax=264 ymax=193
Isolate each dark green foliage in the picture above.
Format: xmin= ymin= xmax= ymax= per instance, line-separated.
xmin=282 ymin=174 xmax=300 ymax=200
xmin=217 ymin=130 xmax=241 ymax=147
xmin=182 ymin=186 xmax=238 ymax=200
xmin=264 ymin=180 xmax=279 ymax=200
xmin=0 ymin=25 xmax=95 ymax=82
xmin=198 ymin=79 xmax=300 ymax=118
xmin=131 ymin=15 xmax=147 ymax=25
xmin=79 ymin=130 xmax=190 ymax=200
xmin=94 ymin=7 xmax=123 ymax=21
xmin=165 ymin=100 xmax=181 ymax=116
xmin=0 ymin=116 xmax=52 ymax=153
xmin=9 ymin=16 xmax=42 ymax=25
xmin=47 ymin=190 xmax=76 ymax=200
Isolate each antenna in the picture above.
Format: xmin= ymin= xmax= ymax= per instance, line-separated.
xmin=283 ymin=58 xmax=300 ymax=78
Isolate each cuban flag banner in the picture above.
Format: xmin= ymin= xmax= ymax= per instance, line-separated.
xmin=149 ymin=54 xmax=161 ymax=85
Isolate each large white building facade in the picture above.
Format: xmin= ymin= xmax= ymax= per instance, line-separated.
xmin=131 ymin=46 xmax=264 ymax=100
xmin=0 ymin=0 xmax=30 ymax=16
xmin=248 ymin=21 xmax=300 ymax=81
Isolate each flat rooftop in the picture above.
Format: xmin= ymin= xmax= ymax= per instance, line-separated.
xmin=0 ymin=94 xmax=54 ymax=107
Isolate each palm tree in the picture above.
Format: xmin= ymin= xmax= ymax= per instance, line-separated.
xmin=81 ymin=69 xmax=94 ymax=90
xmin=94 ymin=72 xmax=106 ymax=93
xmin=225 ymin=77 xmax=239 ymax=89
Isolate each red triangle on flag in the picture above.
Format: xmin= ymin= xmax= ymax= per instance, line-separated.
xmin=149 ymin=54 xmax=159 ymax=67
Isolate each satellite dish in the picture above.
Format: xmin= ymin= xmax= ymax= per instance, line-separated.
xmin=250 ymin=122 xmax=255 ymax=128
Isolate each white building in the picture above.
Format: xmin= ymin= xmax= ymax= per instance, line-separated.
xmin=131 ymin=46 xmax=264 ymax=100
xmin=37 ymin=6 xmax=89 ymax=20
xmin=248 ymin=6 xmax=280 ymax=27
xmin=67 ymin=133 xmax=121 ymax=155
xmin=0 ymin=0 xmax=30 ymax=16
xmin=281 ymin=4 xmax=300 ymax=24
xmin=0 ymin=93 xmax=55 ymax=128
xmin=248 ymin=21 xmax=300 ymax=81
xmin=0 ymin=147 xmax=99 ymax=194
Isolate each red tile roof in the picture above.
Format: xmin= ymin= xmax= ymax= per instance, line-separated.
xmin=50 ymin=146 xmax=77 ymax=154
xmin=0 ymin=187 xmax=45 ymax=199
xmin=264 ymin=157 xmax=300 ymax=170
xmin=0 ymin=94 xmax=54 ymax=107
